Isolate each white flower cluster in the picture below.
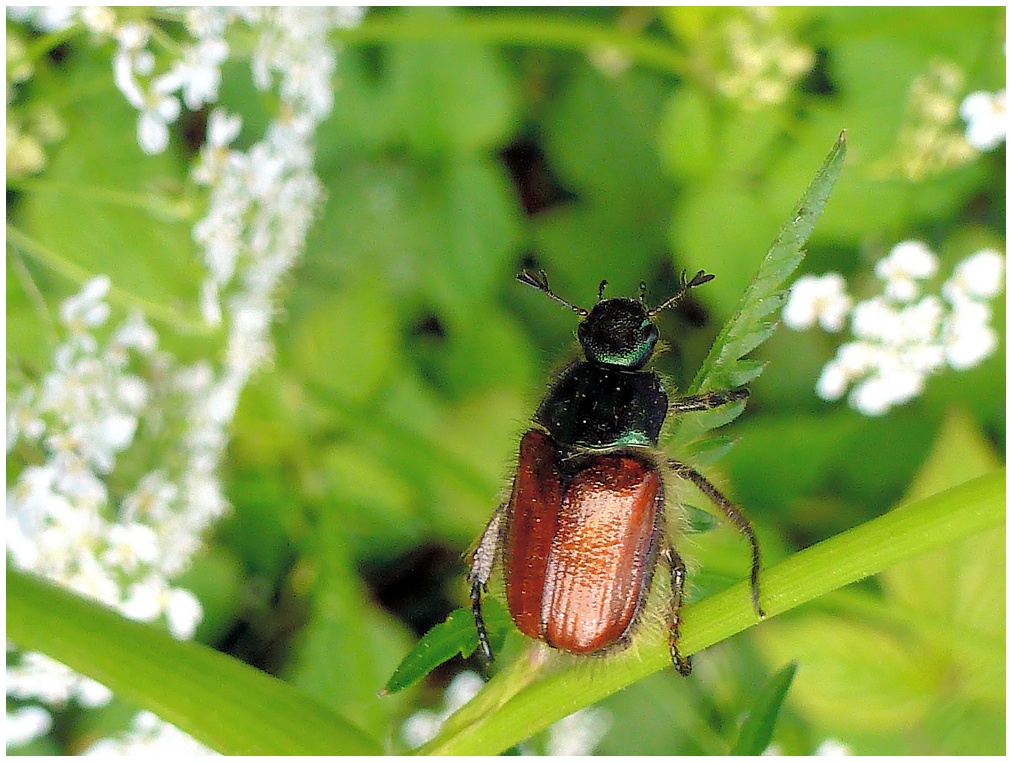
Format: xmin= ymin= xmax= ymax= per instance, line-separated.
xmin=714 ymin=8 xmax=815 ymax=111
xmin=112 ymin=12 xmax=230 ymax=155
xmin=784 ymin=241 xmax=1004 ymax=416
xmin=83 ymin=711 xmax=217 ymax=756
xmin=960 ymin=87 xmax=1006 ymax=152
xmin=400 ymin=671 xmax=611 ymax=755
xmin=7 ymin=6 xmax=363 ymax=752
xmin=6 ymin=277 xmax=215 ymax=716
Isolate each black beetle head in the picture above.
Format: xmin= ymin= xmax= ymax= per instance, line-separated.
xmin=578 ymin=298 xmax=658 ymax=369
xmin=517 ymin=268 xmax=715 ymax=371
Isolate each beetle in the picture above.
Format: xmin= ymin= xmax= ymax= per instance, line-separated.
xmin=468 ymin=268 xmax=764 ymax=675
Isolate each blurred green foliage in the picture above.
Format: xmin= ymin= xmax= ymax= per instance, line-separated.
xmin=6 ymin=6 xmax=1004 ymax=756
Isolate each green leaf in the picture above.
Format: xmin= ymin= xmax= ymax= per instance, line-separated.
xmin=386 ymin=7 xmax=519 ymax=156
xmin=384 ymin=600 xmax=511 ymax=695
xmin=284 ymin=502 xmax=415 ymax=739
xmin=7 ymin=570 xmax=382 ymax=756
xmin=730 ymin=662 xmax=798 ymax=755
xmin=754 ymin=615 xmax=938 ymax=733
xmin=16 ymin=49 xmax=202 ymax=321
xmin=672 ymin=131 xmax=847 ymax=443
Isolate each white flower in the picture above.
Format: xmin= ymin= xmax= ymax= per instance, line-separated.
xmin=851 ymin=297 xmax=901 ymax=343
xmin=942 ymin=300 xmax=998 ymax=370
xmin=896 ymin=295 xmax=945 ymax=344
xmin=783 ymin=273 xmax=852 ymax=332
xmin=165 ymin=587 xmax=202 ymax=639
xmin=874 ymin=240 xmax=938 ymax=302
xmin=83 ymin=710 xmax=219 ymax=756
xmin=66 ymin=555 xmax=121 ymax=608
xmin=60 ymin=275 xmax=111 ymax=331
xmin=79 ymin=6 xmax=117 ymax=36
xmin=546 ymin=707 xmax=612 ymax=756
xmin=401 ymin=710 xmax=443 ymax=749
xmin=137 ymin=81 xmax=182 ymax=155
xmin=115 ymin=20 xmax=150 ymax=51
xmin=6 ymin=654 xmax=72 ymax=705
xmin=815 ymin=738 xmax=852 ymax=755
xmin=122 ymin=575 xmax=203 ymax=638
xmin=121 ymin=470 xmax=179 ymax=523
xmin=943 ymin=247 xmax=1005 ymax=303
xmin=816 ymin=359 xmax=848 ymax=400
xmin=110 ymin=312 xmax=159 ymax=356
xmin=193 ymin=108 xmax=243 ymax=186
xmin=102 ymin=523 xmax=160 ymax=573
xmin=159 ymin=37 xmax=229 ymax=111
xmin=76 ymin=678 xmax=114 ymax=708
xmin=6 ymin=705 xmax=53 ymax=747
xmin=7 ymin=386 xmax=45 ymax=450
xmin=959 ymin=89 xmax=1006 ymax=151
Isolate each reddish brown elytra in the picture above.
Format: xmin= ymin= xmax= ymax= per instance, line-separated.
xmin=468 ymin=269 xmax=764 ymax=675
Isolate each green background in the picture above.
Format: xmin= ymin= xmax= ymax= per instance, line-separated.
xmin=7 ymin=7 xmax=1005 ymax=755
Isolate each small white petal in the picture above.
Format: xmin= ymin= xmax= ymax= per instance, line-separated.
xmin=6 ymin=706 xmax=53 ymax=746
xmin=138 ymin=112 xmax=169 ymax=154
xmin=816 ymin=360 xmax=848 ymax=400
xmin=165 ymin=588 xmax=203 ymax=639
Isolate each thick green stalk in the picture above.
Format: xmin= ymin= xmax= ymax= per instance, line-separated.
xmin=418 ymin=468 xmax=1005 ymax=755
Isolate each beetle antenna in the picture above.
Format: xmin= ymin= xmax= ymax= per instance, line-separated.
xmin=639 ymin=280 xmax=648 ymax=306
xmin=597 ymin=280 xmax=608 ymax=302
xmin=647 ymin=270 xmax=714 ymax=316
xmin=517 ymin=269 xmax=588 ymax=316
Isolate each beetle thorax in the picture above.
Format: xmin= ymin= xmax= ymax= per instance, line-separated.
xmin=577 ymin=298 xmax=659 ymax=370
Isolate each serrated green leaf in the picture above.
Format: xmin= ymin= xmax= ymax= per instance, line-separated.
xmin=681 ymin=434 xmax=738 ymax=466
xmin=730 ymin=661 xmax=798 ymax=755
xmin=384 ymin=600 xmax=511 ymax=695
xmin=7 ymin=570 xmax=381 ymax=755
xmin=672 ymin=132 xmax=846 ymax=444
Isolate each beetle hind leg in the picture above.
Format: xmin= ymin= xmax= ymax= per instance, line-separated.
xmin=469 ymin=577 xmax=493 ymax=664
xmin=670 ymin=460 xmax=764 ymax=619
xmin=662 ymin=539 xmax=692 ymax=676
xmin=467 ymin=505 xmax=505 ymax=664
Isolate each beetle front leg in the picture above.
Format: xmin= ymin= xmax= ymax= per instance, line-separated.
xmin=661 ymin=538 xmax=692 ymax=676
xmin=670 ymin=460 xmax=765 ymax=619
xmin=669 ymin=386 xmax=749 ymax=414
xmin=467 ymin=505 xmax=505 ymax=664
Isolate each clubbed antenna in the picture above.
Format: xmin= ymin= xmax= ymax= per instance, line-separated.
xmin=517 ymin=269 xmax=588 ymax=316
xmin=647 ymin=270 xmax=715 ymax=316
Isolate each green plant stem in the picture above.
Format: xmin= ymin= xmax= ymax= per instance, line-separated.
xmin=331 ymin=13 xmax=689 ymax=78
xmin=418 ymin=468 xmax=1005 ymax=755
xmin=8 ymin=177 xmax=198 ymax=222
xmin=6 ymin=224 xmax=213 ymax=337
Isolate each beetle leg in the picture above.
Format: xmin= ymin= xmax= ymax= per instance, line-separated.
xmin=661 ymin=538 xmax=692 ymax=676
xmin=669 ymin=386 xmax=749 ymax=414
xmin=669 ymin=460 xmax=765 ymax=619
xmin=467 ymin=505 xmax=505 ymax=664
